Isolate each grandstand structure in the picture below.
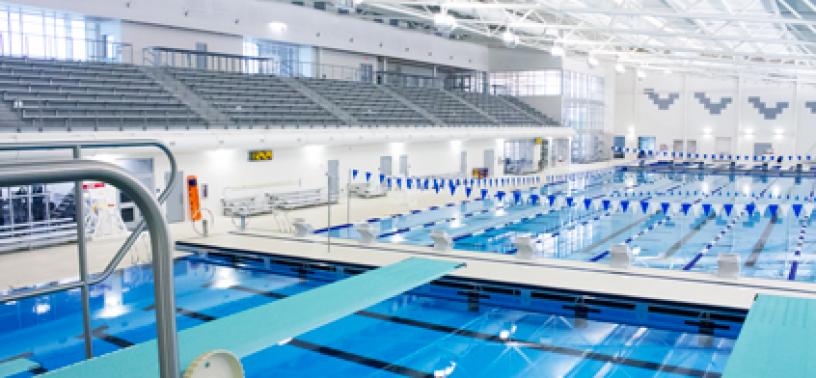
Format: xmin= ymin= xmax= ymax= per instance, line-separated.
xmin=0 ymin=53 xmax=561 ymax=132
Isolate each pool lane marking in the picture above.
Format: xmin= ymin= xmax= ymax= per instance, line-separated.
xmin=286 ymin=338 xmax=433 ymax=378
xmin=199 ymin=285 xmax=718 ymax=378
xmin=743 ymin=214 xmax=779 ymax=268
xmin=788 ymin=215 xmax=812 ymax=280
xmin=658 ymin=180 xmax=732 ymax=259
xmin=86 ymin=325 xmax=134 ymax=348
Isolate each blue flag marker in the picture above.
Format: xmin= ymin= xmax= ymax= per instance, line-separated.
xmin=602 ymin=199 xmax=611 ymax=211
xmin=702 ymin=203 xmax=712 ymax=216
xmin=379 ymin=174 xmax=385 ymax=184
xmin=513 ymin=190 xmax=521 ymax=204
xmin=680 ymin=203 xmax=692 ymax=215
xmin=746 ymin=203 xmax=756 ymax=216
xmin=620 ymin=200 xmax=630 ymax=213
xmin=548 ymin=194 xmax=556 ymax=206
xmin=497 ymin=191 xmax=506 ymax=201
xmin=792 ymin=203 xmax=803 ymax=217
xmin=584 ymin=198 xmax=593 ymax=210
xmin=723 ymin=203 xmax=733 ymax=216
xmin=660 ymin=202 xmax=670 ymax=214
xmin=365 ymin=172 xmax=372 ymax=182
xmin=481 ymin=188 xmax=488 ymax=200
xmin=465 ymin=187 xmax=473 ymax=198
xmin=767 ymin=204 xmax=779 ymax=217
xmin=530 ymin=194 xmax=540 ymax=205
xmin=640 ymin=200 xmax=649 ymax=213
xmin=352 ymin=169 xmax=359 ymax=179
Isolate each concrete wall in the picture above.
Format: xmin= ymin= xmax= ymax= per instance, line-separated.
xmin=614 ymin=70 xmax=816 ymax=156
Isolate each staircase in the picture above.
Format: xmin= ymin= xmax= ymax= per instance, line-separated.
xmin=378 ymin=85 xmax=444 ymax=126
xmin=140 ymin=66 xmax=231 ymax=128
xmin=442 ymin=90 xmax=500 ymax=124
xmin=281 ymin=78 xmax=358 ymax=125
xmin=0 ymin=100 xmax=23 ymax=132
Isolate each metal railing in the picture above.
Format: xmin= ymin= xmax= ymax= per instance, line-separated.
xmin=0 ymin=139 xmax=179 ymax=377
xmin=0 ymin=31 xmax=133 ymax=64
xmin=143 ymin=46 xmax=368 ymax=82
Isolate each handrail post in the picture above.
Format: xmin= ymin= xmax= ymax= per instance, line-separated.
xmin=73 ymin=146 xmax=94 ymax=359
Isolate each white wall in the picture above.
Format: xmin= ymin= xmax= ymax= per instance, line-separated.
xmin=11 ymin=0 xmax=489 ymax=70
xmin=614 ymin=70 xmax=816 ymax=156
xmin=153 ymin=137 xmax=516 ymax=214
xmin=123 ymin=22 xmax=243 ymax=63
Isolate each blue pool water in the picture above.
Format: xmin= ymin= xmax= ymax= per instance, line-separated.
xmin=0 ymin=253 xmax=738 ymax=377
xmin=326 ymin=169 xmax=816 ymax=282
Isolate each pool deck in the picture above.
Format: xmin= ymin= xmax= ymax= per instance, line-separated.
xmin=177 ymin=231 xmax=816 ymax=311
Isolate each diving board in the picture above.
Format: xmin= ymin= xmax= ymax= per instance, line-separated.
xmin=43 ymin=257 xmax=464 ymax=378
xmin=723 ymin=294 xmax=816 ymax=378
xmin=0 ymin=358 xmax=39 ymax=377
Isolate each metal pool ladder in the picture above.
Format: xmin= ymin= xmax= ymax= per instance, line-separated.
xmin=0 ymin=140 xmax=181 ymax=378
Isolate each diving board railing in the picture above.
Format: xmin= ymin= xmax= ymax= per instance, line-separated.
xmin=0 ymin=140 xmax=177 ymax=361
xmin=0 ymin=157 xmax=180 ymax=377
xmin=43 ymin=257 xmax=464 ymax=378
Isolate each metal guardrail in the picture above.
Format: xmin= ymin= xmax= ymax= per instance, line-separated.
xmin=0 ymin=140 xmax=178 ymax=376
xmin=0 ymin=159 xmax=178 ymax=377
xmin=0 ymin=32 xmax=134 ymax=64
xmin=143 ymin=46 xmax=368 ymax=82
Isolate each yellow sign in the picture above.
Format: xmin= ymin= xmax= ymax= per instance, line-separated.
xmin=248 ymin=150 xmax=274 ymax=161
xmin=534 ymin=137 xmax=543 ymax=145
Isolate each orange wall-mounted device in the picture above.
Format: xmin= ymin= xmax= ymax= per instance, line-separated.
xmin=187 ymin=175 xmax=202 ymax=222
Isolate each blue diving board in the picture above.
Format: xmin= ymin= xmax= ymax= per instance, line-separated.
xmin=43 ymin=257 xmax=464 ymax=378
xmin=723 ymin=294 xmax=816 ymax=378
xmin=0 ymin=358 xmax=39 ymax=377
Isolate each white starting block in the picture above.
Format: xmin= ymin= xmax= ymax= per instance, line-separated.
xmin=716 ymin=253 xmax=741 ymax=279
xmin=430 ymin=230 xmax=453 ymax=251
xmin=610 ymin=244 xmax=633 ymax=269
xmin=513 ymin=235 xmax=536 ymax=259
xmin=355 ymin=223 xmax=377 ymax=244
xmin=292 ymin=218 xmax=314 ymax=237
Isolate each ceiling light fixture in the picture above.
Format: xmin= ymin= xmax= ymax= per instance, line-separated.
xmin=501 ymin=30 xmax=519 ymax=48
xmin=550 ymin=45 xmax=565 ymax=57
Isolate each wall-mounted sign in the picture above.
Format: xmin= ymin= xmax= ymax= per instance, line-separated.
xmin=534 ymin=137 xmax=543 ymax=145
xmin=248 ymin=150 xmax=274 ymax=161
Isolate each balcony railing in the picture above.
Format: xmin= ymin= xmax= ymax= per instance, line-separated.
xmin=0 ymin=32 xmax=133 ymax=64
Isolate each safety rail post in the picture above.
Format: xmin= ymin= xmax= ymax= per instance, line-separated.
xmin=0 ymin=140 xmax=178 ymax=371
xmin=73 ymin=146 xmax=94 ymax=359
xmin=0 ymin=160 xmax=179 ymax=377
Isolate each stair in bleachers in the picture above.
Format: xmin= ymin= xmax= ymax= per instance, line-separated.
xmin=377 ymin=85 xmax=443 ymax=125
xmin=281 ymin=77 xmax=358 ymax=125
xmin=500 ymin=95 xmax=560 ymax=125
xmin=299 ymin=78 xmax=434 ymax=126
xmin=390 ymin=86 xmax=493 ymax=125
xmin=141 ymin=66 xmax=231 ymax=127
xmin=455 ymin=91 xmax=540 ymax=125
xmin=0 ymin=57 xmax=206 ymax=131
xmin=169 ymin=68 xmax=345 ymax=127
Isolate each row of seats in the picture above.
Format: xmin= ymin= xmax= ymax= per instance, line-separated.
xmin=0 ymin=57 xmax=560 ymax=129
xmin=170 ymin=68 xmax=344 ymax=126
xmin=455 ymin=91 xmax=539 ymax=125
xmin=299 ymin=77 xmax=431 ymax=125
xmin=391 ymin=86 xmax=493 ymax=125
xmin=0 ymin=57 xmax=204 ymax=130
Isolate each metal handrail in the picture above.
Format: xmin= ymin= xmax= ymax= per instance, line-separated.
xmin=0 ymin=139 xmax=177 ymax=367
xmin=0 ymin=139 xmax=176 ymax=297
xmin=0 ymin=159 xmax=179 ymax=377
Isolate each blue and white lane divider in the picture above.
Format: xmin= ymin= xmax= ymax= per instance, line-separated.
xmin=612 ymin=147 xmax=816 ymax=163
xmin=587 ymin=180 xmax=728 ymax=262
xmin=681 ymin=212 xmax=745 ymax=271
xmin=788 ymin=214 xmax=812 ymax=281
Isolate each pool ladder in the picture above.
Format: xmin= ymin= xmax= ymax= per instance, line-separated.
xmin=0 ymin=140 xmax=181 ymax=378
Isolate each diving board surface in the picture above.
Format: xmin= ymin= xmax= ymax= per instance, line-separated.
xmin=723 ymin=294 xmax=816 ymax=378
xmin=0 ymin=358 xmax=38 ymax=377
xmin=43 ymin=257 xmax=463 ymax=378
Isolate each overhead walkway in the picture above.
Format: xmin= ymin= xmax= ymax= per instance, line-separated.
xmin=42 ymin=257 xmax=464 ymax=378
xmin=723 ymin=294 xmax=816 ymax=378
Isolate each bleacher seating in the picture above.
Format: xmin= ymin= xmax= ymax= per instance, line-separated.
xmin=0 ymin=57 xmax=203 ymax=130
xmin=455 ymin=91 xmax=539 ymax=125
xmin=170 ymin=68 xmax=344 ymax=126
xmin=391 ymin=86 xmax=493 ymax=125
xmin=299 ymin=78 xmax=431 ymax=125
xmin=500 ymin=95 xmax=560 ymax=125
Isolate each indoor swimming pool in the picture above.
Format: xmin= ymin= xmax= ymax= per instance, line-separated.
xmin=0 ymin=253 xmax=740 ymax=377
xmin=324 ymin=169 xmax=816 ymax=283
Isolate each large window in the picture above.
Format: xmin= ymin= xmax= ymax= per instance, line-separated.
xmin=488 ymin=70 xmax=561 ymax=96
xmin=562 ymin=70 xmax=604 ymax=130
xmin=0 ymin=4 xmax=121 ymax=62
xmin=243 ymin=38 xmax=313 ymax=76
